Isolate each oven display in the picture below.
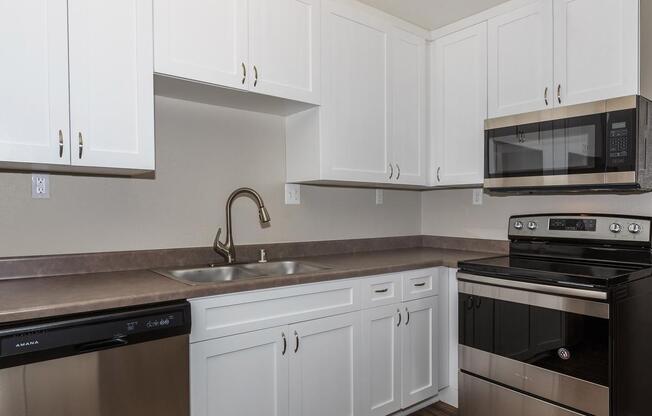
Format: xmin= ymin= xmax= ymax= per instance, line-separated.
xmin=549 ymin=219 xmax=597 ymax=232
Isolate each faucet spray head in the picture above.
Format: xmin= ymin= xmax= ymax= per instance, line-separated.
xmin=259 ymin=206 xmax=271 ymax=224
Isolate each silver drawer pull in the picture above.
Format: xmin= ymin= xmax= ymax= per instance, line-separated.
xmin=397 ymin=310 xmax=402 ymax=327
xmin=78 ymin=132 xmax=84 ymax=159
xmin=414 ymin=282 xmax=426 ymax=287
xmin=374 ymin=288 xmax=389 ymax=294
xmin=557 ymin=84 xmax=562 ymax=104
xmin=58 ymin=130 xmax=64 ymax=158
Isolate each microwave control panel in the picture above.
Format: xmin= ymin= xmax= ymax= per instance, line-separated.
xmin=606 ymin=110 xmax=635 ymax=164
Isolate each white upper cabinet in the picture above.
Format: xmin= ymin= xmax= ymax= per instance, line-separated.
xmin=0 ymin=0 xmax=155 ymax=173
xmin=321 ymin=1 xmax=391 ymax=183
xmin=553 ymin=0 xmax=638 ymax=106
xmin=431 ymin=22 xmax=487 ymax=187
xmin=154 ymin=0 xmax=320 ymax=104
xmin=488 ymin=0 xmax=554 ymax=118
xmin=69 ymin=0 xmax=155 ymax=170
xmin=390 ymin=28 xmax=427 ymax=186
xmin=286 ymin=0 xmax=428 ymax=188
xmin=154 ymin=0 xmax=249 ymax=90
xmin=249 ymin=0 xmax=321 ymax=104
xmin=0 ymin=0 xmax=70 ymax=166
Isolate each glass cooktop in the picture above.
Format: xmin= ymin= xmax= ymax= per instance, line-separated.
xmin=459 ymin=255 xmax=652 ymax=289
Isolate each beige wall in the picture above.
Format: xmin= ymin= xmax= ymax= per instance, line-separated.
xmin=0 ymin=96 xmax=421 ymax=257
xmin=421 ymin=188 xmax=652 ymax=241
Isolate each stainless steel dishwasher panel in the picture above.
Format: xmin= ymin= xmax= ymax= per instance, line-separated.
xmin=0 ymin=335 xmax=189 ymax=416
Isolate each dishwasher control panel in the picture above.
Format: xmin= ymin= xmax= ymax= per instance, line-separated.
xmin=0 ymin=301 xmax=191 ymax=367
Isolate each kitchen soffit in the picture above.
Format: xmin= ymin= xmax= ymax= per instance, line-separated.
xmin=356 ymin=0 xmax=510 ymax=30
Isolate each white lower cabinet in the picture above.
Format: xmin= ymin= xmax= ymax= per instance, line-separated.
xmin=361 ymin=296 xmax=438 ymax=416
xmin=361 ymin=304 xmax=402 ymax=416
xmin=401 ymin=297 xmax=438 ymax=409
xmin=289 ymin=313 xmax=360 ymax=416
xmin=190 ymin=268 xmax=441 ymax=416
xmin=190 ymin=326 xmax=289 ymax=416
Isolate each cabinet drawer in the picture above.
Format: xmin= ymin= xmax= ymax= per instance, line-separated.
xmin=402 ymin=268 xmax=439 ymax=301
xmin=360 ymin=273 xmax=402 ymax=309
xmin=190 ymin=279 xmax=360 ymax=342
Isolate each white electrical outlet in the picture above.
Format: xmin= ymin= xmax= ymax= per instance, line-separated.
xmin=473 ymin=188 xmax=483 ymax=205
xmin=376 ymin=189 xmax=384 ymax=205
xmin=32 ymin=174 xmax=50 ymax=199
xmin=285 ymin=183 xmax=301 ymax=205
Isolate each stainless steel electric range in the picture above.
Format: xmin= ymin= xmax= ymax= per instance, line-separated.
xmin=457 ymin=214 xmax=652 ymax=416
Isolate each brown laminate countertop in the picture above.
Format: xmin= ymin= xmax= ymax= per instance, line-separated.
xmin=0 ymin=247 xmax=498 ymax=324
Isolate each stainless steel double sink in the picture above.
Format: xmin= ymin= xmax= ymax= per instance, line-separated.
xmin=153 ymin=261 xmax=331 ymax=285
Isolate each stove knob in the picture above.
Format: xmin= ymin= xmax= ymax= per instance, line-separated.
xmin=610 ymin=223 xmax=622 ymax=234
xmin=514 ymin=220 xmax=524 ymax=230
xmin=527 ymin=221 xmax=538 ymax=231
xmin=629 ymin=223 xmax=642 ymax=234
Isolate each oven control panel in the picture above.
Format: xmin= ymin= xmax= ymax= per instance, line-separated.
xmin=509 ymin=215 xmax=651 ymax=243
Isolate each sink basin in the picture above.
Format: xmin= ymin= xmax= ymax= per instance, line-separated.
xmin=241 ymin=261 xmax=331 ymax=276
xmin=153 ymin=261 xmax=331 ymax=285
xmin=153 ymin=265 xmax=261 ymax=285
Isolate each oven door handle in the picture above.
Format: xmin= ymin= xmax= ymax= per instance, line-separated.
xmin=457 ymin=272 xmax=606 ymax=300
xmin=457 ymin=273 xmax=609 ymax=319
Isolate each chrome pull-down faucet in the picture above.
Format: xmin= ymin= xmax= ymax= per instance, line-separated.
xmin=214 ymin=188 xmax=271 ymax=264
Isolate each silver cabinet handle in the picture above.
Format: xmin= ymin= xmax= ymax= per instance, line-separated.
xmin=405 ymin=307 xmax=410 ymax=326
xmin=414 ymin=282 xmax=426 ymax=287
xmin=557 ymin=84 xmax=562 ymax=104
xmin=78 ymin=132 xmax=84 ymax=159
xmin=396 ymin=164 xmax=401 ymax=180
xmin=436 ymin=167 xmax=441 ymax=182
xmin=389 ymin=163 xmax=394 ymax=180
xmin=397 ymin=309 xmax=402 ymax=327
xmin=374 ymin=288 xmax=389 ymax=293
xmin=281 ymin=332 xmax=287 ymax=356
xmin=294 ymin=331 xmax=299 ymax=353
xmin=544 ymin=87 xmax=549 ymax=106
xmin=58 ymin=130 xmax=64 ymax=158
xmin=242 ymin=62 xmax=247 ymax=85
xmin=254 ymin=65 xmax=259 ymax=87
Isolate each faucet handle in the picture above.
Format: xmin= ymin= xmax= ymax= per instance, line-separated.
xmin=214 ymin=227 xmax=224 ymax=249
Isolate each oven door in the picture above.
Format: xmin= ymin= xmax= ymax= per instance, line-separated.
xmin=457 ymin=273 xmax=610 ymax=416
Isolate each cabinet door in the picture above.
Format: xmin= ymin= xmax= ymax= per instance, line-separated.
xmin=431 ymin=23 xmax=487 ymax=187
xmin=322 ymin=1 xmax=391 ymax=183
xmin=0 ymin=0 xmax=70 ymax=165
xmin=154 ymin=0 xmax=249 ymax=90
xmin=401 ymin=297 xmax=438 ymax=409
xmin=488 ymin=0 xmax=553 ymax=118
xmin=249 ymin=0 xmax=320 ymax=104
xmin=553 ymin=0 xmax=638 ymax=106
xmin=361 ymin=305 xmax=401 ymax=416
xmin=190 ymin=326 xmax=289 ymax=416
xmin=289 ymin=312 xmax=360 ymax=416
xmin=390 ymin=28 xmax=426 ymax=186
xmin=68 ymin=0 xmax=155 ymax=170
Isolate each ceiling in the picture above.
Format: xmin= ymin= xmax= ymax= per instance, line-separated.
xmin=356 ymin=0 xmax=509 ymax=30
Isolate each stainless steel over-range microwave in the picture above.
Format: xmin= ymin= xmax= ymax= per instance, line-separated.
xmin=484 ymin=95 xmax=652 ymax=193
